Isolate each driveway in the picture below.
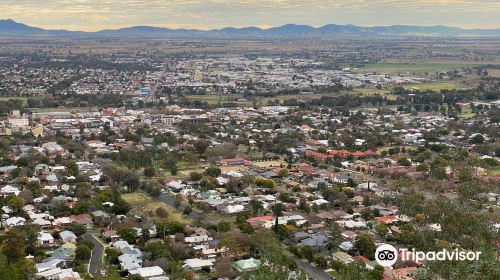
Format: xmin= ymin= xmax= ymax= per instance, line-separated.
xmin=83 ymin=233 xmax=105 ymax=278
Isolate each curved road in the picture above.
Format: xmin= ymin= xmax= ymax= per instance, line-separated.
xmin=295 ymin=258 xmax=334 ymax=280
xmin=159 ymin=192 xmax=331 ymax=279
xmin=83 ymin=233 xmax=105 ymax=278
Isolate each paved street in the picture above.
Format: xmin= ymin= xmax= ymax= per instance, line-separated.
xmin=83 ymin=233 xmax=105 ymax=278
xmin=295 ymin=258 xmax=333 ymax=280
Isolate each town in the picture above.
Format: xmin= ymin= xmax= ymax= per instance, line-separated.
xmin=0 ymin=35 xmax=499 ymax=280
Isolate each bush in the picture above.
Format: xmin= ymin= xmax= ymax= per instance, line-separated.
xmin=155 ymin=207 xmax=169 ymax=218
xmin=217 ymin=221 xmax=231 ymax=232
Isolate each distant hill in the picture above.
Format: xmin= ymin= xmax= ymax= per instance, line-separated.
xmin=1 ymin=19 xmax=500 ymax=38
xmin=0 ymin=19 xmax=82 ymax=36
xmin=0 ymin=19 xmax=44 ymax=34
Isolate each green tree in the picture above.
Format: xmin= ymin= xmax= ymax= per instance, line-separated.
xmin=144 ymin=166 xmax=155 ymax=178
xmin=2 ymin=229 xmax=26 ymax=263
xmin=65 ymin=160 xmax=79 ymax=176
xmin=272 ymin=203 xmax=284 ymax=235
xmin=217 ymin=221 xmax=231 ymax=232
xmin=182 ymin=205 xmax=192 ymax=215
xmin=205 ymin=166 xmax=221 ymax=177
xmin=7 ymin=197 xmax=23 ymax=213
xmin=189 ymin=171 xmax=202 ymax=181
xmin=117 ymin=227 xmax=137 ymax=244
xmin=470 ymin=134 xmax=484 ymax=144
xmin=375 ymin=224 xmax=390 ymax=237
xmin=354 ymin=234 xmax=375 ymax=259
xmin=155 ymin=207 xmax=169 ymax=219
xmin=105 ymin=248 xmax=120 ymax=265
xmin=75 ymin=245 xmax=91 ymax=261
xmin=65 ymin=223 xmax=87 ymax=236
xmin=193 ymin=139 xmax=210 ymax=154
xmin=128 ymin=274 xmax=144 ymax=280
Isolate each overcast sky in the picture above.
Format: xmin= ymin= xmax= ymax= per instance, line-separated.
xmin=1 ymin=0 xmax=499 ymax=31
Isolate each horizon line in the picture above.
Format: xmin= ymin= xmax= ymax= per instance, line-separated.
xmin=2 ymin=18 xmax=500 ymax=33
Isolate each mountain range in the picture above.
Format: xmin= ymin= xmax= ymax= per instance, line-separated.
xmin=1 ymin=19 xmax=500 ymax=38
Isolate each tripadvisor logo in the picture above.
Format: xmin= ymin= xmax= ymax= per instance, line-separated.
xmin=375 ymin=244 xmax=482 ymax=267
xmin=375 ymin=244 xmax=398 ymax=267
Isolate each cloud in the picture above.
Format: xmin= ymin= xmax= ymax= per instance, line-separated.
xmin=0 ymin=0 xmax=498 ymax=31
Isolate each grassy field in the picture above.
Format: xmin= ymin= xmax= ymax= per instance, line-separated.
xmin=354 ymin=63 xmax=471 ymax=74
xmin=186 ymin=95 xmax=250 ymax=106
xmin=0 ymin=96 xmax=29 ymax=105
xmin=459 ymin=106 xmax=475 ymax=119
xmin=352 ymin=87 xmax=397 ymax=100
xmin=186 ymin=93 xmax=328 ymax=107
xmin=404 ymin=82 xmax=465 ymax=91
xmin=488 ymin=166 xmax=500 ymax=176
xmin=122 ymin=192 xmax=192 ymax=223
xmin=176 ymin=161 xmax=199 ymax=171
xmin=178 ymin=168 xmax=205 ymax=176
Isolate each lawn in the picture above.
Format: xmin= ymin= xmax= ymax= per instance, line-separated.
xmin=176 ymin=161 xmax=198 ymax=171
xmin=178 ymin=168 xmax=205 ymax=176
xmin=459 ymin=106 xmax=475 ymax=119
xmin=327 ymin=270 xmax=340 ymax=278
xmin=122 ymin=192 xmax=192 ymax=223
xmin=488 ymin=166 xmax=500 ymax=176
xmin=404 ymin=82 xmax=465 ymax=91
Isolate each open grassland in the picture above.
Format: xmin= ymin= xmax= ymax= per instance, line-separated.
xmin=404 ymin=82 xmax=466 ymax=91
xmin=352 ymin=87 xmax=396 ymax=99
xmin=186 ymin=93 xmax=329 ymax=107
xmin=122 ymin=192 xmax=192 ymax=223
xmin=354 ymin=63 xmax=474 ymax=74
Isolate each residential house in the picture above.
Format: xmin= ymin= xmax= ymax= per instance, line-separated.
xmin=59 ymin=231 xmax=77 ymax=244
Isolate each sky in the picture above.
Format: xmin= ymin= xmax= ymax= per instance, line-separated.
xmin=1 ymin=0 xmax=499 ymax=31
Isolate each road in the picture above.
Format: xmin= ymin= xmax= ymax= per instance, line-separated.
xmin=83 ymin=233 xmax=105 ymax=278
xmin=160 ymin=192 xmax=331 ymax=279
xmin=144 ymin=71 xmax=165 ymax=103
xmin=295 ymin=258 xmax=333 ymax=280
